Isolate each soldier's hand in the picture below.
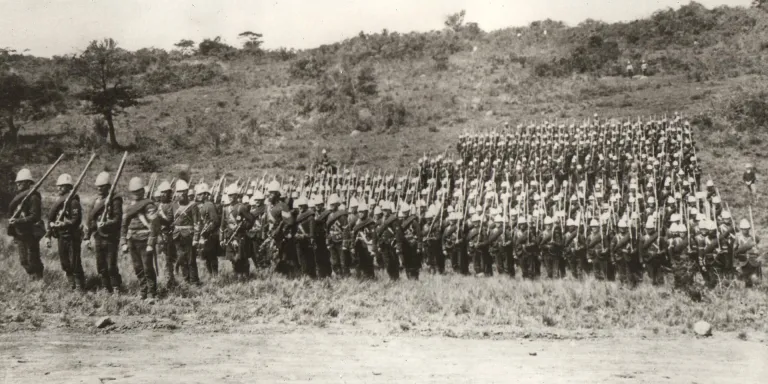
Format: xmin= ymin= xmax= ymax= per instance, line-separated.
xmin=97 ymin=221 xmax=105 ymax=228
xmin=8 ymin=218 xmax=17 ymax=226
xmin=146 ymin=245 xmax=154 ymax=253
xmin=45 ymin=238 xmax=52 ymax=249
xmin=121 ymin=244 xmax=128 ymax=254
xmin=85 ymin=240 xmax=92 ymax=250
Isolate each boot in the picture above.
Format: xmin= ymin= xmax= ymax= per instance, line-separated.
xmin=67 ymin=275 xmax=77 ymax=290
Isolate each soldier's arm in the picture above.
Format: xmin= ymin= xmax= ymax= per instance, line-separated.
xmin=104 ymin=198 xmax=122 ymax=229
xmin=239 ymin=205 xmax=255 ymax=229
xmin=63 ymin=196 xmax=82 ymax=228
xmin=16 ymin=194 xmax=42 ymax=224
xmin=146 ymin=203 xmax=159 ymax=248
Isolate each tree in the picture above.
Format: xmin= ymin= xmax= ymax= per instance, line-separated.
xmin=0 ymin=72 xmax=67 ymax=144
xmin=0 ymin=72 xmax=29 ymax=143
xmin=174 ymin=39 xmax=196 ymax=56
xmin=444 ymin=10 xmax=466 ymax=32
xmin=72 ymin=38 xmax=139 ymax=149
xmin=238 ymin=31 xmax=264 ymax=52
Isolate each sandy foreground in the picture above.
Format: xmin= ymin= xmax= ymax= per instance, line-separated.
xmin=1 ymin=327 xmax=766 ymax=384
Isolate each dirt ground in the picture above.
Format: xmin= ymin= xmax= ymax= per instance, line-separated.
xmin=1 ymin=327 xmax=766 ymax=384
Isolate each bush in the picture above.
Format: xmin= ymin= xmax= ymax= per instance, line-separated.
xmin=288 ymin=56 xmax=328 ymax=80
xmin=724 ymin=89 xmax=768 ymax=133
xmin=136 ymin=153 xmax=163 ymax=173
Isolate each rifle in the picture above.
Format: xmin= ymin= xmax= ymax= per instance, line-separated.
xmin=10 ymin=153 xmax=65 ymax=221
xmin=54 ymin=153 xmax=97 ymax=223
xmin=98 ymin=152 xmax=128 ymax=233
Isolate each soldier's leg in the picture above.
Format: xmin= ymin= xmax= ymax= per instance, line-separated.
xmin=451 ymin=247 xmax=459 ymax=272
xmin=204 ymin=239 xmax=219 ymax=277
xmin=329 ymin=242 xmax=343 ymax=277
xmin=471 ymin=248 xmax=482 ymax=275
xmin=315 ymin=244 xmax=332 ymax=278
xmin=297 ymin=241 xmax=317 ymax=278
xmin=504 ymin=248 xmax=515 ymax=278
xmin=433 ymin=241 xmax=445 ymax=274
xmin=458 ymin=245 xmax=470 ymax=275
xmin=494 ymin=249 xmax=506 ymax=275
xmin=179 ymin=237 xmax=199 ymax=284
xmin=106 ymin=238 xmax=122 ymax=290
xmin=481 ymin=248 xmax=493 ymax=276
xmin=128 ymin=240 xmax=148 ymax=299
xmin=606 ymin=255 xmax=616 ymax=282
xmin=164 ymin=238 xmax=178 ymax=287
xmin=342 ymin=246 xmax=352 ymax=277
xmin=358 ymin=246 xmax=375 ymax=279
xmin=403 ymin=243 xmax=418 ymax=280
xmin=142 ymin=241 xmax=158 ymax=297
xmin=236 ymin=238 xmax=251 ymax=280
xmin=94 ymin=239 xmax=112 ymax=292
xmin=27 ymin=238 xmax=43 ymax=279
xmin=15 ymin=238 xmax=32 ymax=275
xmin=70 ymin=235 xmax=85 ymax=290
xmin=57 ymin=236 xmax=75 ymax=289
xmin=385 ymin=245 xmax=400 ymax=280
xmin=543 ymin=252 xmax=554 ymax=279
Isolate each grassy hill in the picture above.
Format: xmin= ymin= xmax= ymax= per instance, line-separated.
xmin=2 ymin=2 xmax=768 ymax=202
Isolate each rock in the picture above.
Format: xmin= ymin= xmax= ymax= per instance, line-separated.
xmin=529 ymin=352 xmax=537 ymax=356
xmin=350 ymin=130 xmax=360 ymax=137
xmin=358 ymin=108 xmax=373 ymax=121
xmin=399 ymin=322 xmax=410 ymax=331
xmin=693 ymin=321 xmax=712 ymax=337
xmin=95 ymin=317 xmax=114 ymax=329
xmin=471 ymin=97 xmax=482 ymax=111
xmin=485 ymin=110 xmax=494 ymax=117
xmin=372 ymin=371 xmax=382 ymax=376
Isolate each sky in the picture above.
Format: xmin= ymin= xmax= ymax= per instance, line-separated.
xmin=0 ymin=0 xmax=751 ymax=57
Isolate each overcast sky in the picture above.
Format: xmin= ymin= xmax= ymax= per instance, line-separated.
xmin=1 ymin=0 xmax=750 ymax=57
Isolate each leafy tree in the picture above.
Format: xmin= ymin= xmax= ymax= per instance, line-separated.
xmin=174 ymin=39 xmax=196 ymax=55
xmin=356 ymin=65 xmax=377 ymax=96
xmin=238 ymin=31 xmax=264 ymax=52
xmin=444 ymin=10 xmax=466 ymax=32
xmin=198 ymin=36 xmax=235 ymax=57
xmin=72 ymin=38 xmax=139 ymax=148
xmin=0 ymin=71 xmax=67 ymax=144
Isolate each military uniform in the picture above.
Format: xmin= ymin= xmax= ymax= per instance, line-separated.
xmin=351 ymin=216 xmax=377 ymax=279
xmin=733 ymin=232 xmax=761 ymax=287
xmin=327 ymin=208 xmax=350 ymax=277
xmin=246 ymin=204 xmax=268 ymax=269
xmin=8 ymin=188 xmax=45 ymax=278
xmin=295 ymin=207 xmax=317 ymax=278
xmin=220 ymin=199 xmax=254 ymax=279
xmin=194 ymin=198 xmax=220 ymax=277
xmin=266 ymin=200 xmax=298 ymax=277
xmin=611 ymin=229 xmax=638 ymax=286
xmin=375 ymin=213 xmax=402 ymax=280
xmin=172 ymin=200 xmax=199 ymax=284
xmin=640 ymin=230 xmax=665 ymax=286
xmin=122 ymin=197 xmax=159 ymax=298
xmin=400 ymin=212 xmax=423 ymax=279
xmin=47 ymin=193 xmax=84 ymax=289
xmin=312 ymin=207 xmax=333 ymax=278
xmin=86 ymin=194 xmax=123 ymax=291
xmin=156 ymin=199 xmax=178 ymax=286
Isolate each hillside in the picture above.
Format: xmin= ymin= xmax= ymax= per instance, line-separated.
xmin=1 ymin=2 xmax=768 ymax=202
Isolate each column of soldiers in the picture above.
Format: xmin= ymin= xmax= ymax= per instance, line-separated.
xmin=5 ymin=115 xmax=763 ymax=302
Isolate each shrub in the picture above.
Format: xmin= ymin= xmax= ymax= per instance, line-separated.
xmin=724 ymin=89 xmax=768 ymax=133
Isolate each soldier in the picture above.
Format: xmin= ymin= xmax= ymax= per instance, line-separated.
xmin=343 ymin=198 xmax=359 ymax=276
xmin=515 ymin=217 xmax=537 ymax=279
xmin=423 ymin=206 xmax=444 ymax=274
xmin=121 ymin=177 xmax=159 ymax=300
xmin=640 ymin=218 xmax=665 ymax=286
xmin=45 ymin=173 xmax=84 ymax=291
xmin=668 ymin=223 xmax=696 ymax=292
xmin=697 ymin=220 xmax=720 ymax=288
xmin=172 ymin=180 xmax=199 ymax=285
xmin=563 ymin=218 xmax=587 ymax=279
xmin=311 ymin=196 xmax=333 ymax=278
xmin=733 ymin=219 xmax=761 ymax=288
xmin=375 ymin=202 xmax=402 ymax=280
xmin=86 ymin=172 xmax=123 ymax=292
xmin=351 ymin=203 xmax=377 ymax=279
xmin=442 ymin=211 xmax=464 ymax=274
xmin=611 ymin=219 xmax=637 ymax=287
xmin=294 ymin=195 xmax=316 ymax=278
xmin=7 ymin=168 xmax=45 ymax=279
xmin=326 ymin=194 xmax=350 ymax=277
xmin=265 ymin=181 xmax=297 ymax=277
xmin=154 ymin=181 xmax=178 ymax=287
xmin=193 ymin=183 xmax=219 ymax=279
xmin=539 ymin=216 xmax=563 ymax=278
xmin=400 ymin=203 xmax=423 ymax=279
xmin=220 ymin=184 xmax=254 ymax=281
xmin=742 ymin=163 xmax=756 ymax=197
xmin=246 ymin=191 xmax=268 ymax=269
